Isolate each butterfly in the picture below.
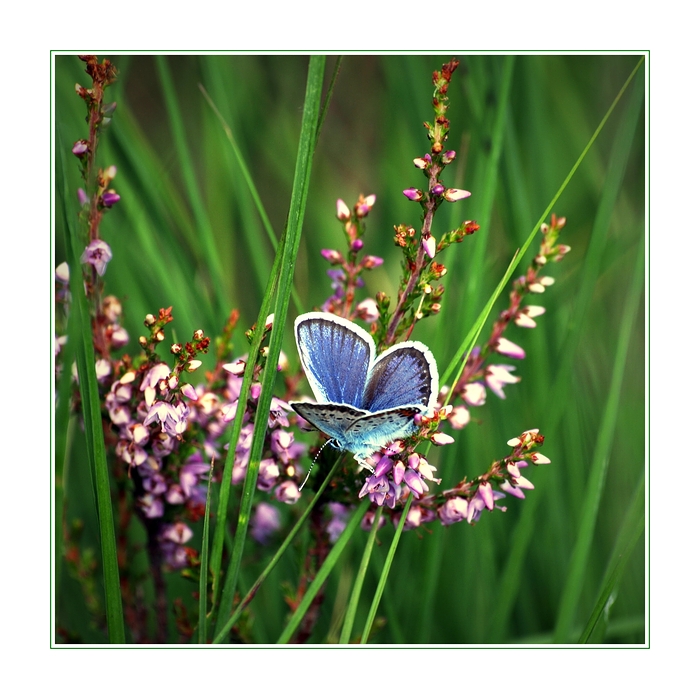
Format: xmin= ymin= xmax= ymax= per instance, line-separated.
xmin=290 ymin=312 xmax=439 ymax=466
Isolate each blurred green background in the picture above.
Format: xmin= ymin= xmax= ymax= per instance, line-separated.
xmin=54 ymin=53 xmax=645 ymax=644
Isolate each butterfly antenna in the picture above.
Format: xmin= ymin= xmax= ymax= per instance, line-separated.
xmin=299 ymin=438 xmax=333 ymax=491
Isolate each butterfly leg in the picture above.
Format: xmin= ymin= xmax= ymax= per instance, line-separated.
xmin=353 ymin=453 xmax=375 ymax=473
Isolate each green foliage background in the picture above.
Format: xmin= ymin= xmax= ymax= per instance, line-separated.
xmin=54 ymin=53 xmax=646 ymax=644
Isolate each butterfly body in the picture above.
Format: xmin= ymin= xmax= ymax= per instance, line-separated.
xmin=290 ymin=312 xmax=439 ymax=462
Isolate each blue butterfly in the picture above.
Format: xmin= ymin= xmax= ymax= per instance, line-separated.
xmin=290 ymin=312 xmax=439 ymax=466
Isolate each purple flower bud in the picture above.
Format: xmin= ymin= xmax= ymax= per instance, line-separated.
xmin=478 ymin=482 xmax=495 ymax=510
xmin=441 ymin=150 xmax=456 ymax=164
xmin=404 ymin=469 xmax=429 ymax=496
xmin=351 ymin=239 xmax=364 ymax=252
xmin=102 ymin=191 xmax=121 ymax=208
xmin=431 ymin=184 xmax=445 ymax=196
xmin=320 ymin=248 xmax=344 ymax=264
xmin=393 ymin=460 xmax=405 ymax=485
xmin=403 ymin=188 xmax=423 ymax=201
xmin=361 ymin=255 xmax=384 ymax=269
xmin=355 ymin=194 xmax=376 ymax=218
xmin=72 ymin=140 xmax=89 ymax=156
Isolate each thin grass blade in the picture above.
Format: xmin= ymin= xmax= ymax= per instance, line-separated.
xmin=552 ymin=233 xmax=645 ymax=643
xmin=339 ymin=506 xmax=383 ymax=644
xmin=277 ymin=499 xmax=370 ymax=644
xmin=57 ymin=139 xmax=125 ymax=644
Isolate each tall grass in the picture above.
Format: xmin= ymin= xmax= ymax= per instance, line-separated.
xmin=53 ymin=53 xmax=646 ymax=645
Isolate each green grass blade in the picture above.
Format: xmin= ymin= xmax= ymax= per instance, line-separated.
xmin=277 ymin=499 xmax=370 ymax=644
xmin=360 ymin=493 xmax=413 ymax=644
xmin=552 ymin=233 xmax=645 ymax=643
xmin=209 ymin=245 xmax=282 ymax=613
xmin=197 ymin=460 xmax=215 ymax=644
xmin=57 ymin=139 xmax=125 ymax=644
xmin=213 ymin=56 xmax=326 ymax=637
xmin=212 ymin=457 xmax=342 ymax=644
xmin=154 ymin=56 xmax=226 ymax=316
xmin=578 ymin=473 xmax=645 ymax=643
xmin=339 ymin=506 xmax=383 ymax=644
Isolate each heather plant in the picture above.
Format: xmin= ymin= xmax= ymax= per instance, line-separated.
xmin=53 ymin=54 xmax=646 ymax=645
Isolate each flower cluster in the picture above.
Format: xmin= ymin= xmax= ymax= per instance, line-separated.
xmin=445 ymin=213 xmax=571 ymax=420
xmin=320 ymin=193 xmax=383 ymax=320
xmin=286 ymin=60 xmax=565 ymax=544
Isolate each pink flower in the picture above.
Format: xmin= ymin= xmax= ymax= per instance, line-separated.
xmin=80 ymin=239 xmax=113 ymax=276
xmin=438 ymin=497 xmax=468 ymax=525
xmin=462 ymin=382 xmax=487 ymax=406
xmin=422 ymin=235 xmax=436 ymax=258
xmin=485 ymin=365 xmax=520 ymax=399
xmin=495 ymin=337 xmax=526 ymax=359
xmin=356 ymin=298 xmax=379 ymax=322
xmin=443 ymin=188 xmax=471 ymax=202
xmin=515 ymin=305 xmax=546 ymax=328
xmin=336 ymin=199 xmax=351 ymax=220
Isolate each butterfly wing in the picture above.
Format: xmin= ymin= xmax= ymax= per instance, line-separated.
xmin=290 ymin=401 xmax=370 ymax=445
xmin=294 ymin=312 xmax=374 ymax=407
xmin=342 ymin=406 xmax=424 ymax=459
xmin=363 ymin=341 xmax=439 ymax=413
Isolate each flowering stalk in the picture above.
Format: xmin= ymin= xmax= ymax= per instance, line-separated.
xmin=445 ymin=214 xmax=571 ymax=411
xmin=319 ymin=194 xmax=383 ymax=320
xmin=382 ymin=59 xmax=476 ymax=347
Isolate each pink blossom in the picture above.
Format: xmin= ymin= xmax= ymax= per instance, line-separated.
xmin=495 ymin=337 xmax=525 ymax=359
xmin=443 ymin=188 xmax=471 ymax=202
xmin=422 ymin=235 xmax=436 ymax=258
xmin=438 ymin=497 xmax=468 ymax=525
xmin=485 ymin=365 xmax=520 ymax=399
xmin=80 ymin=239 xmax=113 ymax=276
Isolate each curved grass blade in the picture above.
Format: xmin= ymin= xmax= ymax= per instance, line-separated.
xmin=339 ymin=505 xmax=383 ymax=644
xmin=57 ymin=137 xmax=125 ymax=644
xmin=277 ymin=498 xmax=370 ymax=644
xmin=197 ymin=459 xmax=216 ymax=644
xmin=578 ymin=473 xmax=645 ymax=643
